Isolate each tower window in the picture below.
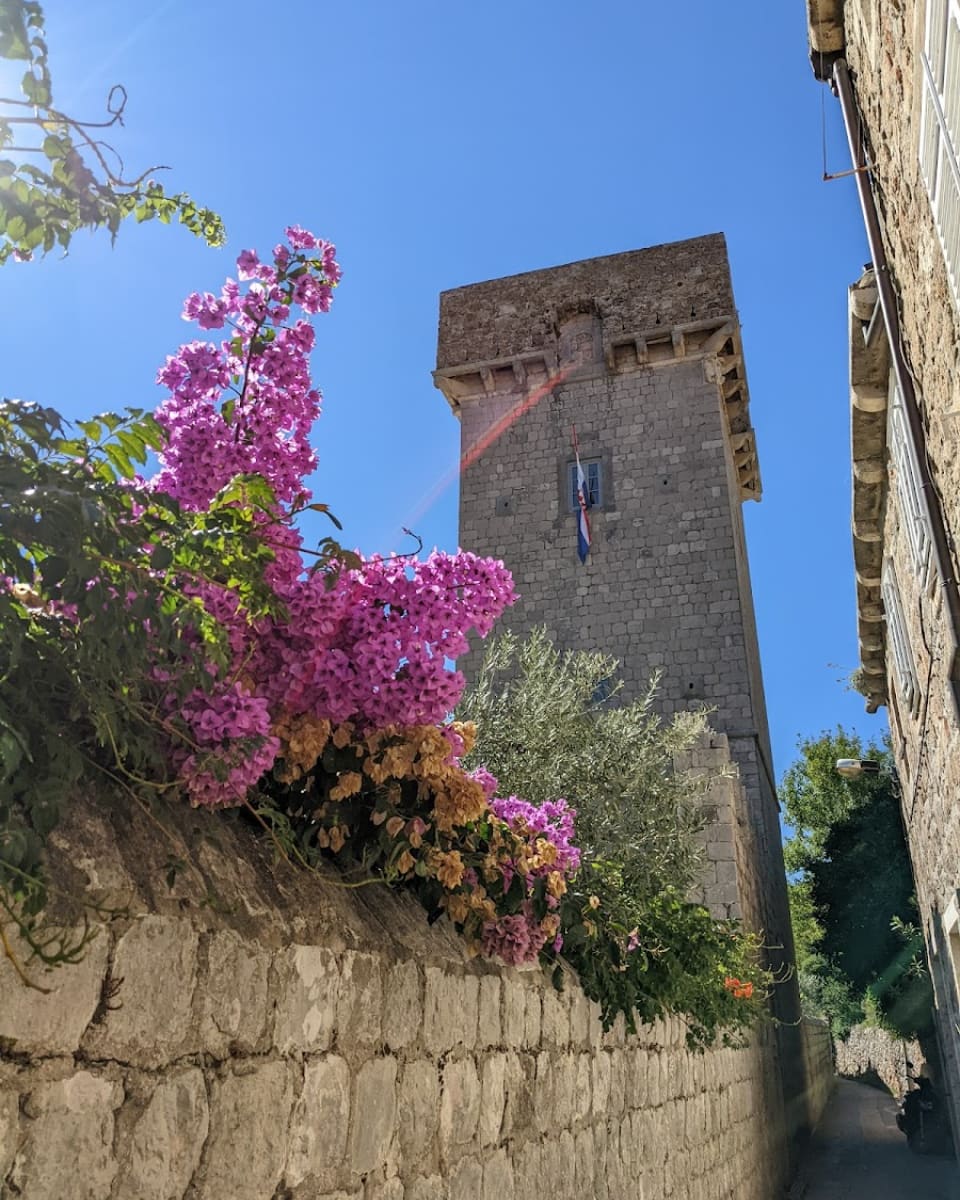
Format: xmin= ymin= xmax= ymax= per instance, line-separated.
xmin=569 ymin=459 xmax=602 ymax=510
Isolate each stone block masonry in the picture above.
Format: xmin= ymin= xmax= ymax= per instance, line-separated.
xmin=0 ymin=793 xmax=833 ymax=1200
xmin=435 ymin=237 xmax=805 ymax=1138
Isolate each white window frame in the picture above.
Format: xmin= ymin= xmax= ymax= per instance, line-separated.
xmin=882 ymin=562 xmax=921 ymax=715
xmin=887 ymin=374 xmax=934 ymax=579
xmin=920 ymin=0 xmax=960 ymax=310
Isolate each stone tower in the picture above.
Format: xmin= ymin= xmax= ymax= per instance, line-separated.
xmin=434 ymin=235 xmax=799 ymax=1045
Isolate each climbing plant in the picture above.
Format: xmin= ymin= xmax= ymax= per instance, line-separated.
xmin=0 ymin=0 xmax=223 ymax=263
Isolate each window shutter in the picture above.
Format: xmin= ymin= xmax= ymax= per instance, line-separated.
xmin=920 ymin=0 xmax=960 ymax=308
xmin=888 ymin=378 xmax=933 ymax=574
xmin=882 ymin=563 xmax=920 ymax=714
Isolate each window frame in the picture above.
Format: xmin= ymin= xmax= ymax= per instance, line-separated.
xmin=568 ymin=457 xmax=603 ymax=512
xmin=887 ymin=374 xmax=934 ymax=580
xmin=881 ymin=561 xmax=921 ymax=716
xmin=920 ymin=0 xmax=960 ymax=310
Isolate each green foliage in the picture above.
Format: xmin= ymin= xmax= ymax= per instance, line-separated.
xmin=782 ymin=728 xmax=933 ymax=1039
xmin=0 ymin=400 xmax=281 ymax=967
xmin=0 ymin=0 xmax=224 ymax=263
xmin=458 ymin=627 xmax=708 ymax=896
xmin=459 ymin=628 xmax=774 ymax=1049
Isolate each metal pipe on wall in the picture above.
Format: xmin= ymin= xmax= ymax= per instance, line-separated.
xmin=832 ymin=57 xmax=960 ymax=694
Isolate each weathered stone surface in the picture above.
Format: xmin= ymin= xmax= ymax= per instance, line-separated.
xmin=0 ymin=1087 xmax=18 ymax=1184
xmin=479 ymin=1053 xmax=507 ymax=1147
xmin=349 ymin=1056 xmax=398 ymax=1174
xmin=398 ymin=1059 xmax=440 ymax=1167
xmin=198 ymin=930 xmax=270 ymax=1056
xmin=274 ymin=944 xmax=339 ymax=1054
xmin=115 ymin=1067 xmax=208 ymax=1200
xmin=541 ymin=986 xmax=569 ymax=1047
xmin=440 ymin=1057 xmax=481 ymax=1151
xmin=200 ymin=1061 xmax=295 ymax=1200
xmin=501 ymin=976 xmax=526 ymax=1046
xmin=448 ymin=1155 xmax=482 ymax=1200
xmin=11 ymin=1071 xmax=122 ymax=1200
xmin=477 ymin=975 xmax=501 ymax=1048
xmin=337 ymin=950 xmax=382 ymax=1051
xmin=383 ymin=959 xmax=421 ymax=1051
xmin=523 ymin=988 xmax=541 ymax=1048
xmin=82 ymin=916 xmax=198 ymax=1066
xmin=423 ymin=967 xmax=459 ymax=1055
xmin=482 ymin=1148 xmax=515 ymax=1200
xmin=0 ymin=930 xmax=108 ymax=1055
xmin=405 ymin=1174 xmax=444 ymax=1200
xmin=286 ymin=1054 xmax=351 ymax=1186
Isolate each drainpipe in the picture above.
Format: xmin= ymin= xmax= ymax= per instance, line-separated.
xmin=833 ymin=58 xmax=960 ymax=692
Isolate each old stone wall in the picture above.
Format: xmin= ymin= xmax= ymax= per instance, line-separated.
xmin=800 ymin=1021 xmax=835 ymax=1131
xmin=0 ymin=794 xmax=832 ymax=1200
xmin=834 ymin=1025 xmax=925 ymax=1099
xmin=841 ymin=0 xmax=960 ymax=1147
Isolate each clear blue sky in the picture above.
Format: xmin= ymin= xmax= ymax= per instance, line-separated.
xmin=0 ymin=1 xmax=883 ymax=779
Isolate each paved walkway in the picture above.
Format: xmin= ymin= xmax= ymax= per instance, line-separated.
xmin=791 ymin=1078 xmax=960 ymax=1198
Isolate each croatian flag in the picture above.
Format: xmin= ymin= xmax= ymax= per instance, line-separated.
xmin=573 ymin=431 xmax=592 ymax=564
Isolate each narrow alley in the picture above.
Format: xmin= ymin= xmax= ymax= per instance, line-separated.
xmin=792 ymin=1079 xmax=959 ymax=1199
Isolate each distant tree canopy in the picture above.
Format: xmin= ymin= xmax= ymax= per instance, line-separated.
xmin=782 ymin=728 xmax=932 ymax=1039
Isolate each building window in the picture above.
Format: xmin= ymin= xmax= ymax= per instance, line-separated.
xmin=887 ymin=375 xmax=933 ymax=576
xmin=920 ymin=0 xmax=960 ymax=308
xmin=569 ymin=459 xmax=602 ymax=511
xmin=882 ymin=562 xmax=920 ymax=715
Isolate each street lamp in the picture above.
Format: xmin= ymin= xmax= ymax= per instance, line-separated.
xmin=835 ymin=758 xmax=882 ymax=779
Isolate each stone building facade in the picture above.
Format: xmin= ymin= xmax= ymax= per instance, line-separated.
xmin=433 ymin=236 xmax=806 ymax=1137
xmin=808 ymin=0 xmax=960 ymax=1148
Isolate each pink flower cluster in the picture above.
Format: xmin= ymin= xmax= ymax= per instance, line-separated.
xmin=149 ymin=229 xmax=516 ymax=804
xmin=480 ymin=905 xmax=549 ymax=967
xmin=491 ymin=795 xmax=581 ymax=875
xmin=175 ymin=682 xmax=280 ymax=807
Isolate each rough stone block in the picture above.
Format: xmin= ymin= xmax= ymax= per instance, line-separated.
xmin=574 ymin=1053 xmax=593 ymax=1122
xmin=200 ymin=1061 xmax=295 ymax=1200
xmin=349 ymin=1056 xmax=397 ymax=1175
xmin=448 ymin=1155 xmax=482 ymax=1200
xmin=477 ymin=975 xmax=501 ymax=1048
xmin=523 ymin=988 xmax=541 ymax=1048
xmin=274 ymin=945 xmax=339 ymax=1054
xmin=383 ymin=959 xmax=421 ymax=1051
xmin=398 ymin=1059 xmax=440 ymax=1167
xmin=501 ymin=977 xmax=526 ymax=1046
xmin=423 ymin=968 xmax=461 ymax=1056
xmin=511 ymin=1137 xmax=542 ymax=1198
xmin=592 ymin=1051 xmax=611 ymax=1118
xmin=500 ymin=1052 xmax=533 ymax=1141
xmin=0 ymin=930 xmax=108 ymax=1055
xmin=198 ymin=930 xmax=270 ymax=1056
xmin=285 ymin=1054 xmax=351 ymax=1186
xmin=337 ymin=950 xmax=382 ymax=1050
xmin=405 ymin=1175 xmax=444 ymax=1200
xmin=440 ymin=1058 xmax=481 ymax=1151
xmin=568 ymin=987 xmax=590 ymax=1047
xmin=479 ymin=1054 xmax=507 ymax=1147
xmin=482 ymin=1148 xmax=515 ymax=1200
xmin=0 ymin=1087 xmax=17 ymax=1183
xmin=81 ymin=916 xmax=198 ymax=1066
xmin=541 ymin=986 xmax=569 ymax=1047
xmin=11 ymin=1071 xmax=122 ymax=1200
xmin=114 ymin=1067 xmax=208 ymax=1200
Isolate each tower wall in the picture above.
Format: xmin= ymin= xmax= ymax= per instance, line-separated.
xmin=436 ymin=236 xmax=805 ymax=1139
